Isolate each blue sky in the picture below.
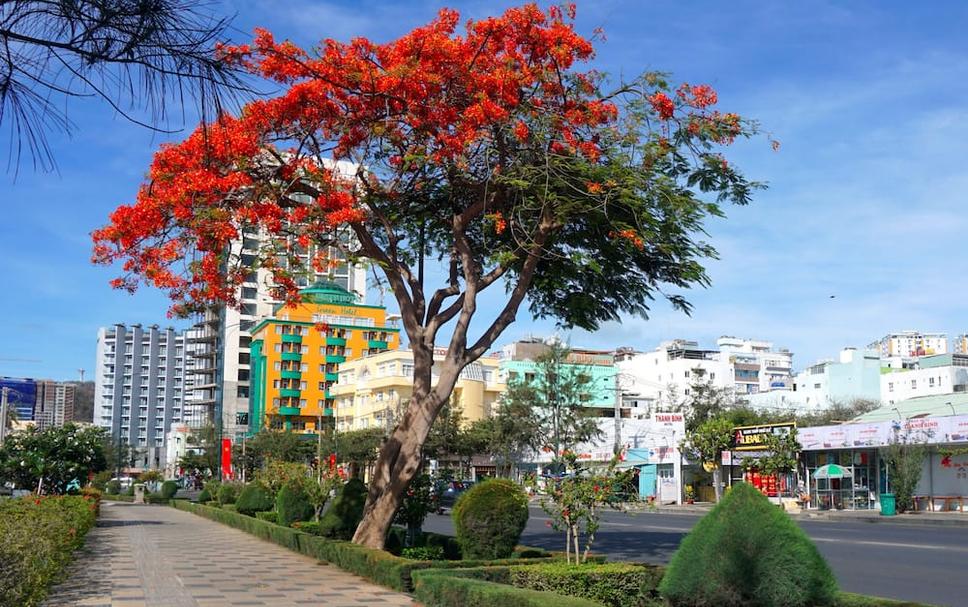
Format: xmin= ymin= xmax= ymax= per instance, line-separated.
xmin=2 ymin=0 xmax=966 ymax=381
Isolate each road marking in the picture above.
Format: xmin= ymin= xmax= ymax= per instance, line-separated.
xmin=811 ymin=537 xmax=968 ymax=552
xmin=531 ymin=516 xmax=690 ymax=532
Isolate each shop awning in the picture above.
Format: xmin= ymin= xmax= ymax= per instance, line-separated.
xmin=812 ymin=463 xmax=850 ymax=479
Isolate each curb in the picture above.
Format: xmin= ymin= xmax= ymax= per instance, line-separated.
xmin=793 ymin=513 xmax=968 ymax=527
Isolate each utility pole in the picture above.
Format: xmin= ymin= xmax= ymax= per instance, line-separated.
xmin=317 ymin=411 xmax=324 ymax=483
xmin=0 ymin=387 xmax=9 ymax=445
xmin=613 ymin=375 xmax=622 ymax=455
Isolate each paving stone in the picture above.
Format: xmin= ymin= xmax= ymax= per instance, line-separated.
xmin=43 ymin=502 xmax=416 ymax=607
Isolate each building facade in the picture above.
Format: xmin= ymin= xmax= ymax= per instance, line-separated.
xmin=868 ymin=331 xmax=948 ymax=358
xmin=330 ymin=349 xmax=503 ymax=432
xmin=34 ymin=381 xmax=75 ymax=429
xmin=500 ymin=339 xmax=618 ymax=412
xmin=954 ymin=335 xmax=968 ymax=355
xmin=881 ymin=353 xmax=968 ymax=404
xmin=94 ymin=324 xmax=188 ymax=470
xmin=247 ymin=281 xmax=399 ymax=435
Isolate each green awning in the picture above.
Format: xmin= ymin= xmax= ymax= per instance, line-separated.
xmin=813 ymin=463 xmax=850 ymax=479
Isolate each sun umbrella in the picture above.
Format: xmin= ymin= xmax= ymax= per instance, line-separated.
xmin=813 ymin=463 xmax=850 ymax=479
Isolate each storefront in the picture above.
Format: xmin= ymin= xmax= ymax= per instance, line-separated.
xmin=802 ymin=449 xmax=879 ymax=510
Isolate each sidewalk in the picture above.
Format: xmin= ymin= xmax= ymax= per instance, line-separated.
xmin=43 ymin=501 xmax=416 ymax=607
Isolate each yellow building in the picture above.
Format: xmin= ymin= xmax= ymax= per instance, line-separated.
xmin=329 ymin=349 xmax=505 ymax=432
xmin=248 ymin=281 xmax=400 ymax=435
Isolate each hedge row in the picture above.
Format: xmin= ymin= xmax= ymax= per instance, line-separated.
xmin=412 ymin=567 xmax=601 ymax=607
xmin=0 ymin=495 xmax=98 ymax=607
xmin=171 ymin=501 xmax=550 ymax=592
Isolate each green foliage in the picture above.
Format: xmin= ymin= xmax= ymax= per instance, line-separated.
xmin=293 ymin=520 xmax=321 ymax=534
xmin=509 ymin=562 xmax=664 ymax=607
xmin=742 ymin=428 xmax=800 ymax=478
xmin=146 ymin=493 xmax=171 ymax=504
xmin=318 ymin=478 xmax=367 ymax=539
xmin=0 ymin=423 xmax=108 ymax=494
xmin=412 ymin=567 xmax=600 ymax=607
xmin=160 ymin=480 xmax=178 ymax=499
xmin=255 ymin=510 xmax=278 ymax=523
xmin=402 ymin=545 xmax=446 ymax=561
xmin=217 ymin=483 xmax=241 ymax=506
xmin=236 ymin=483 xmax=274 ymax=516
xmin=255 ymin=460 xmax=310 ymax=496
xmin=885 ymin=431 xmax=930 ymax=513
xmin=178 ymin=424 xmax=219 ymax=475
xmin=139 ymin=470 xmax=163 ymax=484
xmin=395 ymin=474 xmax=438 ymax=543
xmin=197 ymin=488 xmax=212 ymax=503
xmin=234 ymin=430 xmax=315 ymax=479
xmin=91 ymin=470 xmax=113 ymax=491
xmin=105 ymin=480 xmax=121 ymax=495
xmin=453 ymin=479 xmax=529 ymax=560
xmin=0 ymin=495 xmax=98 ymax=606
xmin=276 ymin=482 xmax=314 ymax=527
xmin=659 ymin=482 xmax=838 ymax=607
xmin=124 ymin=483 xmax=135 ymax=496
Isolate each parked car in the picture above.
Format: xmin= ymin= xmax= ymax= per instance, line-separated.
xmin=434 ymin=480 xmax=475 ymax=512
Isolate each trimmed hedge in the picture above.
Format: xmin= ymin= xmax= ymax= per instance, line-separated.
xmin=510 ymin=562 xmax=663 ymax=607
xmin=102 ymin=494 xmax=135 ymax=502
xmin=217 ymin=483 xmax=241 ymax=506
xmin=171 ymin=501 xmax=551 ymax=592
xmin=276 ymin=482 xmax=313 ymax=527
xmin=160 ymin=480 xmax=179 ymax=499
xmin=0 ymin=495 xmax=98 ymax=607
xmin=318 ymin=478 xmax=366 ymax=539
xmin=197 ymin=488 xmax=212 ymax=503
xmin=255 ymin=511 xmax=278 ymax=523
xmin=412 ymin=567 xmax=600 ymax=607
xmin=660 ymin=482 xmax=837 ymax=607
xmin=453 ymin=479 xmax=528 ymax=560
xmin=236 ymin=483 xmax=273 ymax=517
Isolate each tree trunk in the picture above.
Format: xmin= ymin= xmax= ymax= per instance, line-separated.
xmin=352 ymin=392 xmax=441 ymax=549
xmin=713 ymin=466 xmax=722 ymax=503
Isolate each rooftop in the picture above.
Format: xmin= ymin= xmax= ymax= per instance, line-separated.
xmin=852 ymin=393 xmax=968 ymax=422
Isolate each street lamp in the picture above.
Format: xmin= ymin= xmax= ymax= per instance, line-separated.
xmin=946 ymin=401 xmax=956 ymax=416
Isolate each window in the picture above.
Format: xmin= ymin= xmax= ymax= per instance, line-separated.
xmin=238 ymin=369 xmax=250 ymax=382
xmin=300 ymin=381 xmax=307 ymax=390
xmin=888 ymin=382 xmax=894 ymax=393
xmin=814 ymin=383 xmax=821 ymax=389
xmin=274 ymin=344 xmax=282 ymax=353
xmin=239 ymin=353 xmax=250 ymax=365
xmin=273 ymin=380 xmax=280 ymax=388
xmin=237 ymin=386 xmax=249 ymax=398
xmin=911 ymin=380 xmax=917 ymax=389
xmin=710 ymin=373 xmax=716 ymax=380
xmin=300 ymin=399 xmax=307 ymax=407
xmin=319 ymin=382 xmax=326 ymax=390
xmin=684 ymin=371 xmax=690 ymax=378
xmin=929 ymin=377 xmax=935 ymax=387
xmin=301 ymin=363 xmax=308 ymax=372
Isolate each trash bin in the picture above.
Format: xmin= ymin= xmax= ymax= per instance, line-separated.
xmin=879 ymin=493 xmax=896 ymax=516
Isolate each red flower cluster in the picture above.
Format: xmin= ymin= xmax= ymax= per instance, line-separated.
xmin=648 ymin=92 xmax=675 ymax=120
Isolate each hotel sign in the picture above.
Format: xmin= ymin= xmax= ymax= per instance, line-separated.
xmin=733 ymin=422 xmax=796 ymax=451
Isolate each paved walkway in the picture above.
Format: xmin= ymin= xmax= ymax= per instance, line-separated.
xmin=44 ymin=502 xmax=416 ymax=607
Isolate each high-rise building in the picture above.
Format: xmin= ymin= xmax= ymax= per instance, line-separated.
xmin=34 ymin=381 xmax=75 ymax=430
xmin=0 ymin=376 xmax=39 ymax=421
xmin=247 ymin=280 xmax=397 ymax=435
xmin=94 ymin=324 xmax=188 ymax=470
xmin=868 ymin=331 xmax=948 ymax=358
xmin=198 ymin=226 xmax=368 ymax=443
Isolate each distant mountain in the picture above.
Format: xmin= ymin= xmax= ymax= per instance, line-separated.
xmin=72 ymin=381 xmax=95 ymax=422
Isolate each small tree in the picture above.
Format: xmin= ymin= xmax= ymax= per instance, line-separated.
xmin=680 ymin=369 xmax=736 ymax=433
xmin=394 ymin=474 xmax=439 ymax=546
xmin=741 ymin=428 xmax=800 ymax=498
xmin=885 ymin=429 xmax=930 ymax=513
xmin=0 ymin=423 xmax=107 ymax=494
xmin=684 ymin=416 xmax=733 ymax=502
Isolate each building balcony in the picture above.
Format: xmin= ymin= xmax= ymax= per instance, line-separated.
xmin=325 ymin=372 xmax=339 ymax=382
xmin=280 ymin=388 xmax=301 ymax=398
xmin=368 ymin=340 xmax=388 ymax=350
xmin=278 ymin=406 xmax=301 ymax=416
xmin=324 ymin=407 xmax=334 ymax=417
xmin=281 ymin=334 xmax=302 ymax=343
xmin=281 ymin=370 xmax=302 ymax=380
xmin=281 ymin=352 xmax=302 ymax=362
xmin=327 ymin=337 xmax=347 ymax=347
xmin=325 ymin=354 xmax=346 ymax=364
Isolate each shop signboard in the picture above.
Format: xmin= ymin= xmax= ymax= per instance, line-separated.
xmin=941 ymin=417 xmax=968 ymax=443
xmin=848 ymin=422 xmax=889 ymax=447
xmin=733 ymin=422 xmax=796 ymax=451
xmin=903 ymin=417 xmax=942 ymax=443
xmin=799 ymin=415 xmax=968 ymax=450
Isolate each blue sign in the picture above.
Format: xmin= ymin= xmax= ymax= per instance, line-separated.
xmin=0 ymin=377 xmax=37 ymax=421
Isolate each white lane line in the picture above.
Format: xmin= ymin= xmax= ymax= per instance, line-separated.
xmin=811 ymin=537 xmax=968 ymax=552
xmin=531 ymin=516 xmax=690 ymax=532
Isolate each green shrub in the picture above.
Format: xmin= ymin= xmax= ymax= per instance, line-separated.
xmin=124 ymin=483 xmax=135 ymax=496
xmin=146 ymin=493 xmax=171 ymax=504
xmin=255 ymin=511 xmax=278 ymax=524
xmin=318 ymin=478 xmax=366 ymax=539
xmin=197 ymin=488 xmax=212 ymax=503
xmin=276 ymin=482 xmax=314 ymax=527
xmin=160 ymin=480 xmax=179 ymax=499
xmin=236 ymin=483 xmax=274 ymax=517
xmin=294 ymin=521 xmax=321 ymax=535
xmin=217 ymin=483 xmax=241 ymax=506
xmin=412 ymin=568 xmax=601 ymax=607
xmin=0 ymin=495 xmax=98 ymax=607
xmin=91 ymin=470 xmax=113 ymax=491
xmin=453 ymin=479 xmax=529 ymax=559
xmin=659 ymin=482 xmax=838 ymax=607
xmin=402 ymin=546 xmax=446 ymax=561
xmin=105 ymin=480 xmax=121 ymax=495
xmin=509 ymin=562 xmax=663 ymax=607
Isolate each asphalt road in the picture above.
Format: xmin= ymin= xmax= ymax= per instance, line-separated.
xmin=422 ymin=507 xmax=968 ymax=606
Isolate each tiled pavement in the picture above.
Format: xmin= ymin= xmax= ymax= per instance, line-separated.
xmin=43 ymin=501 xmax=417 ymax=607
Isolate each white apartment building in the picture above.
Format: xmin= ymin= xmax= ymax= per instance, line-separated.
xmin=94 ymin=324 xmax=188 ymax=470
xmin=615 ymin=337 xmax=793 ymax=412
xmin=954 ymin=335 xmax=968 ymax=355
xmin=881 ymin=353 xmax=968 ymax=405
xmin=868 ymin=331 xmax=948 ymax=359
xmin=761 ymin=347 xmax=882 ymax=411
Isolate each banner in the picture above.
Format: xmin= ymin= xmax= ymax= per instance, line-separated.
xmin=733 ymin=422 xmax=796 ymax=451
xmin=221 ymin=438 xmax=232 ymax=479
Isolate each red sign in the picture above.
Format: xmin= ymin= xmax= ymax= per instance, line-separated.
xmin=221 ymin=438 xmax=232 ymax=479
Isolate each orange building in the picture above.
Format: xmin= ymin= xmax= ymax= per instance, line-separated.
xmin=247 ymin=281 xmax=400 ymax=435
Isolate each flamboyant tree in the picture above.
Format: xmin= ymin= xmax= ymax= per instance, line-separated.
xmin=93 ymin=3 xmax=766 ymax=548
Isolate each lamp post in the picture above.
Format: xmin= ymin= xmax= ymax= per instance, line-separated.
xmin=946 ymin=401 xmax=956 ymax=416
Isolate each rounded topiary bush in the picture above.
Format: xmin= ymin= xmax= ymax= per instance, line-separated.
xmin=453 ymin=478 xmax=528 ymax=560
xmin=318 ymin=478 xmax=367 ymax=540
xmin=236 ymin=483 xmax=274 ymax=517
xmin=160 ymin=480 xmax=179 ymax=499
xmin=659 ymin=482 xmax=837 ymax=607
xmin=105 ymin=480 xmax=121 ymax=495
xmin=217 ymin=483 xmax=240 ymax=506
xmin=197 ymin=488 xmax=212 ymax=503
xmin=276 ymin=482 xmax=314 ymax=527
